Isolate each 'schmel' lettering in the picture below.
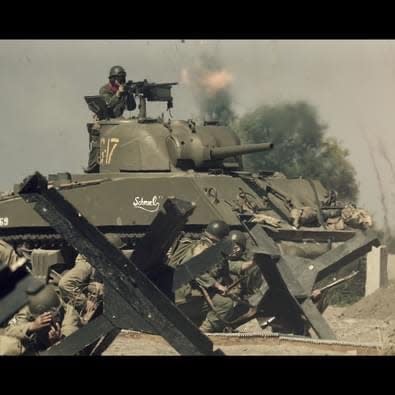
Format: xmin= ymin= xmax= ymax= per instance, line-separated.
xmin=133 ymin=196 xmax=161 ymax=212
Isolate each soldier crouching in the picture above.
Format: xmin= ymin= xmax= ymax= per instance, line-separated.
xmin=173 ymin=221 xmax=231 ymax=332
xmin=227 ymin=230 xmax=265 ymax=300
xmin=0 ymin=285 xmax=81 ymax=356
xmin=174 ymin=221 xmax=259 ymax=333
xmin=58 ymin=233 xmax=126 ymax=324
xmin=58 ymin=253 xmax=103 ymax=323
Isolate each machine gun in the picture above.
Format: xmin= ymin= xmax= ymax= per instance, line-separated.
xmin=85 ymin=80 xmax=178 ymax=121
xmin=122 ymin=79 xmax=178 ymax=119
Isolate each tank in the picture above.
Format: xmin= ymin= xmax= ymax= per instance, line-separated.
xmin=0 ymin=80 xmax=377 ymax=336
xmin=0 ymin=81 xmax=276 ymax=246
xmin=0 ymin=80 xmax=371 ymax=246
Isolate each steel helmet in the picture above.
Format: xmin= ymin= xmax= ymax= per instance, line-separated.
xmin=229 ymin=230 xmax=247 ymax=250
xmin=205 ymin=220 xmax=230 ymax=241
xmin=28 ymin=285 xmax=61 ymax=316
xmin=109 ymin=65 xmax=126 ymax=78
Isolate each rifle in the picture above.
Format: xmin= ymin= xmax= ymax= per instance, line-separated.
xmin=266 ymin=186 xmax=294 ymax=210
xmin=222 ymin=262 xmax=254 ymax=296
xmin=312 ymin=270 xmax=359 ymax=295
xmin=197 ymin=284 xmax=256 ymax=329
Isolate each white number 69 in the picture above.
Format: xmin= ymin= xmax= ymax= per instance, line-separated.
xmin=0 ymin=217 xmax=9 ymax=226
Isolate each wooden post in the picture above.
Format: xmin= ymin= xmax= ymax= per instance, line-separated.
xmin=365 ymin=245 xmax=388 ymax=296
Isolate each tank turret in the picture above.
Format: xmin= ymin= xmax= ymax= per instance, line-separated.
xmin=85 ymin=81 xmax=273 ymax=173
xmin=166 ymin=134 xmax=273 ymax=170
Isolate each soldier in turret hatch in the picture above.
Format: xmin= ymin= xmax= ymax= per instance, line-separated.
xmin=99 ymin=65 xmax=136 ymax=118
xmin=85 ymin=65 xmax=137 ymax=173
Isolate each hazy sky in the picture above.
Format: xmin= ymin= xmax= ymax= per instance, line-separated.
xmin=0 ymin=40 xmax=394 ymax=230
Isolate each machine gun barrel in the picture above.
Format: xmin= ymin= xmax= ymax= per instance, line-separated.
xmin=210 ymin=143 xmax=273 ymax=160
xmin=124 ymin=80 xmax=178 ymax=100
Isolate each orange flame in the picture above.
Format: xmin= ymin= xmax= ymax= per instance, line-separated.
xmin=180 ymin=67 xmax=234 ymax=95
xmin=199 ymin=69 xmax=234 ymax=95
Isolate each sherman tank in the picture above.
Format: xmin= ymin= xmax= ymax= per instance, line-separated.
xmin=0 ymin=80 xmax=379 ymax=337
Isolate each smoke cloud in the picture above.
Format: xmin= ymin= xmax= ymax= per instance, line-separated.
xmin=180 ymin=53 xmax=235 ymax=125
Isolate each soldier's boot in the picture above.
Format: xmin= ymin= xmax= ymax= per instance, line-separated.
xmin=0 ymin=335 xmax=25 ymax=356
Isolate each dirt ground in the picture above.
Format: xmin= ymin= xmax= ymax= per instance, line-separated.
xmin=322 ymin=306 xmax=388 ymax=345
xmin=103 ymin=312 xmax=384 ymax=356
xmin=103 ymin=305 xmax=392 ymax=356
xmin=103 ymin=281 xmax=395 ymax=356
xmin=342 ymin=281 xmax=395 ymax=320
xmin=103 ymin=328 xmax=376 ymax=356
xmin=111 ymin=285 xmax=395 ymax=356
xmin=337 ymin=281 xmax=395 ymax=354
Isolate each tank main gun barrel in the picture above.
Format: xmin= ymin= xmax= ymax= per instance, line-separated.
xmin=210 ymin=143 xmax=273 ymax=160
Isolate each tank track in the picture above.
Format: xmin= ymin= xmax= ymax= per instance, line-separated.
xmin=0 ymin=232 xmax=65 ymax=248
xmin=0 ymin=231 xmax=201 ymax=249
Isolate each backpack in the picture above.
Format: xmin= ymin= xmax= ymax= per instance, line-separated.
xmin=167 ymin=237 xmax=200 ymax=268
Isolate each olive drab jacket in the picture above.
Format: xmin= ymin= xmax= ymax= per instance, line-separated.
xmin=99 ymin=82 xmax=136 ymax=118
xmin=5 ymin=304 xmax=81 ymax=352
xmin=100 ymin=83 xmax=121 ymax=105
xmin=173 ymin=235 xmax=244 ymax=302
xmin=172 ymin=236 xmax=213 ymax=303
xmin=192 ymin=237 xmax=246 ymax=291
xmin=99 ymin=83 xmax=125 ymax=118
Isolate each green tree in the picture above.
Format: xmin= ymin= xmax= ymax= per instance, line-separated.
xmin=235 ymin=101 xmax=359 ymax=201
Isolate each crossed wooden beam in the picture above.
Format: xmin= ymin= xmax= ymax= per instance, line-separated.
xmin=17 ymin=172 xmax=225 ymax=356
xmin=248 ymin=223 xmax=380 ymax=338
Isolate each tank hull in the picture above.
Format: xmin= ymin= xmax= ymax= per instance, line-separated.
xmin=0 ymin=172 xmax=256 ymax=237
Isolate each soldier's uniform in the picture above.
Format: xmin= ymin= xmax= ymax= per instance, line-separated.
xmin=0 ymin=303 xmax=80 ymax=355
xmin=0 ymin=239 xmax=19 ymax=267
xmin=174 ymin=235 xmax=242 ymax=333
xmin=0 ymin=334 xmax=25 ymax=355
xmin=228 ymin=255 xmax=264 ymax=299
xmin=58 ymin=254 xmax=101 ymax=312
xmin=58 ymin=234 xmax=124 ymax=316
xmin=99 ymin=83 xmax=127 ymax=118
xmin=86 ymin=65 xmax=137 ymax=173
